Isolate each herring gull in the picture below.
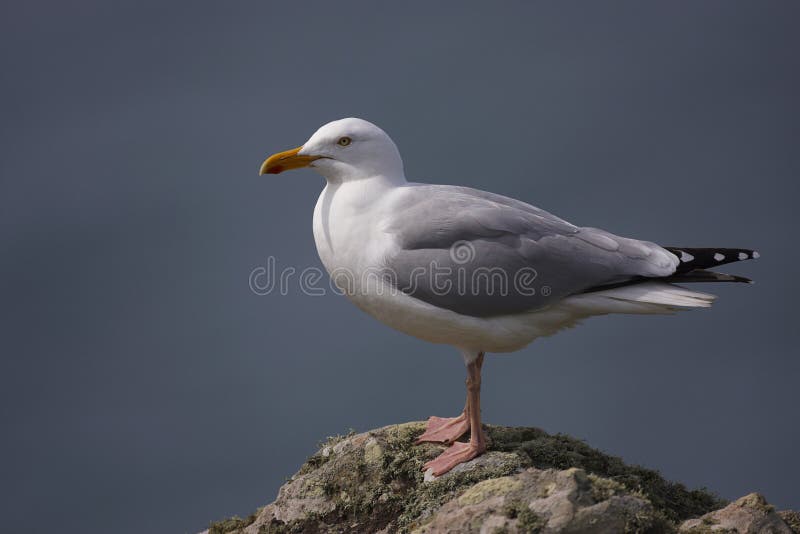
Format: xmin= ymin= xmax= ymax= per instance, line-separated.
xmin=258 ymin=118 xmax=758 ymax=476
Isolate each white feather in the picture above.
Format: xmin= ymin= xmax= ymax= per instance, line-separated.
xmin=566 ymin=282 xmax=716 ymax=313
xmin=302 ymin=118 xmax=722 ymax=356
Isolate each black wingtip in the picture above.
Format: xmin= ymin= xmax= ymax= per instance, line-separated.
xmin=664 ymin=269 xmax=752 ymax=284
xmin=664 ymin=247 xmax=759 ymax=274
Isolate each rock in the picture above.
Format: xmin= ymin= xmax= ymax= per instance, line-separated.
xmin=203 ymin=422 xmax=797 ymax=534
xmin=414 ymin=467 xmax=661 ymax=533
xmin=779 ymin=510 xmax=800 ymax=533
xmin=680 ymin=493 xmax=794 ymax=533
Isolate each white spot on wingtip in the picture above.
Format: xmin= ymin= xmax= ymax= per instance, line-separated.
xmin=714 ymin=253 xmax=725 ymax=261
xmin=679 ymin=251 xmax=694 ymax=262
xmin=752 ymin=251 xmax=760 ymax=259
xmin=738 ymin=252 xmax=748 ymax=260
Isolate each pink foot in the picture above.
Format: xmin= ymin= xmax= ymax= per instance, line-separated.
xmin=423 ymin=440 xmax=487 ymax=476
xmin=416 ymin=413 xmax=469 ymax=444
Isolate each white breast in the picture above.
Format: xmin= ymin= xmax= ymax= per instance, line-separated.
xmin=314 ymin=181 xmax=385 ymax=277
xmin=310 ymin=181 xmax=549 ymax=354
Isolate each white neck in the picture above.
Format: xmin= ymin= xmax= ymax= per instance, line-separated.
xmin=312 ymin=152 xmax=407 ymax=186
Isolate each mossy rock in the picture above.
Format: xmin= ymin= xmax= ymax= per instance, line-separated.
xmin=203 ymin=422 xmax=793 ymax=534
xmin=679 ymin=493 xmax=795 ymax=533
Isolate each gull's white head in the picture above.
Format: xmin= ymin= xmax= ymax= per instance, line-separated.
xmin=260 ymin=118 xmax=405 ymax=183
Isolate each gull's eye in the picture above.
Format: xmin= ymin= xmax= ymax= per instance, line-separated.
xmin=337 ymin=136 xmax=352 ymax=147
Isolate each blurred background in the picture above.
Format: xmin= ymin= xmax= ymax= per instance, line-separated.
xmin=1 ymin=1 xmax=798 ymax=532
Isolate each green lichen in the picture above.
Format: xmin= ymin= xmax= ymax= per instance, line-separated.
xmin=297 ymin=430 xmax=357 ymax=476
xmin=622 ymin=507 xmax=676 ymax=534
xmin=501 ymin=500 xmax=545 ymax=533
xmin=588 ymin=472 xmax=625 ymax=501
xmin=502 ymin=499 xmax=524 ymax=519
xmin=779 ymin=510 xmax=800 ymax=533
xmin=208 ymin=512 xmax=257 ymax=534
xmin=208 ymin=422 xmax=728 ymax=533
xmin=487 ymin=425 xmax=724 ymax=522
xmin=459 ymin=476 xmax=522 ymax=506
xmin=681 ymin=523 xmax=736 ymax=534
xmin=517 ymin=507 xmax=545 ymax=533
xmin=736 ymin=492 xmax=774 ymax=514
xmin=258 ymin=512 xmax=326 ymax=534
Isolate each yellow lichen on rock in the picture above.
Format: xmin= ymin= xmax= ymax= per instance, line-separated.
xmin=458 ymin=476 xmax=523 ymax=506
xmin=204 ymin=422 xmax=797 ymax=534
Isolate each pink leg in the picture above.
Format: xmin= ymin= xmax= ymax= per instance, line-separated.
xmin=423 ymin=353 xmax=487 ymax=476
xmin=416 ymin=354 xmax=484 ymax=445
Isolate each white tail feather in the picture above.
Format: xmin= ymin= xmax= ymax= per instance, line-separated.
xmin=567 ymin=282 xmax=716 ymax=315
xmin=521 ymin=282 xmax=718 ymax=341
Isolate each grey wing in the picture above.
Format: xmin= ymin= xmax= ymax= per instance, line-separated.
xmin=383 ymin=185 xmax=678 ymax=317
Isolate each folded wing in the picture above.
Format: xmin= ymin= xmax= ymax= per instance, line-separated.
xmin=383 ymin=185 xmax=678 ymax=317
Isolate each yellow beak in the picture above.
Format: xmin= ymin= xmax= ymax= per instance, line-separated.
xmin=259 ymin=146 xmax=321 ymax=175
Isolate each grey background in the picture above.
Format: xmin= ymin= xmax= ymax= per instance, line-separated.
xmin=1 ymin=1 xmax=797 ymax=533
